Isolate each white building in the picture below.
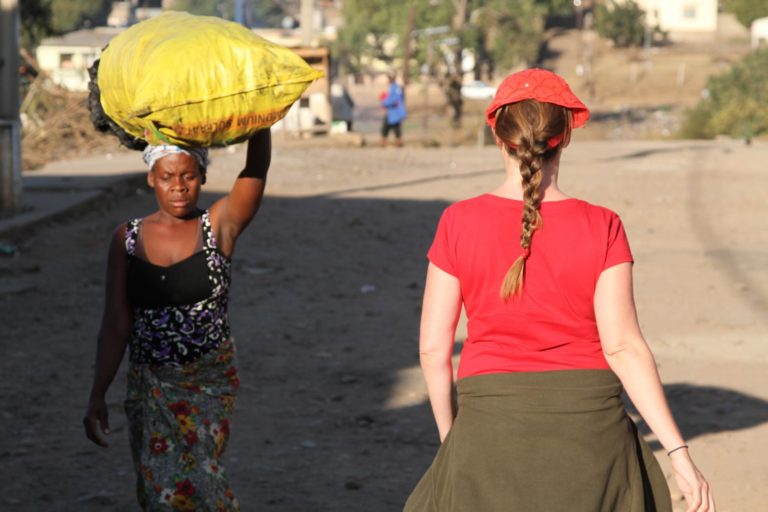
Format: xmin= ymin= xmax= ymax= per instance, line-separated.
xmin=35 ymin=28 xmax=122 ymax=92
xmin=752 ymin=17 xmax=768 ymax=49
xmin=634 ymin=0 xmax=718 ymax=37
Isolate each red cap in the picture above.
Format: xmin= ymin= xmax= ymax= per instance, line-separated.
xmin=486 ymin=68 xmax=589 ymax=130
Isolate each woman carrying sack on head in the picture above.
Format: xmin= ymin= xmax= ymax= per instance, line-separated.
xmin=404 ymin=69 xmax=715 ymax=512
xmin=83 ymin=130 xmax=271 ymax=511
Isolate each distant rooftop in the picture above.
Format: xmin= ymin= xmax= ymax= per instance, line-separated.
xmin=39 ymin=27 xmax=124 ymax=48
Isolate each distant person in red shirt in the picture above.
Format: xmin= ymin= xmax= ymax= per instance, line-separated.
xmin=404 ymin=69 xmax=715 ymax=512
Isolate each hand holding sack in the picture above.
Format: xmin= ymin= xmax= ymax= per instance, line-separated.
xmin=97 ymin=11 xmax=323 ymax=147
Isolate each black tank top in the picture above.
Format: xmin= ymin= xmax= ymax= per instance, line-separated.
xmin=124 ymin=211 xmax=232 ymax=366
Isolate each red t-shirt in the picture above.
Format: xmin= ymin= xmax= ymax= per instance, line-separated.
xmin=428 ymin=194 xmax=633 ymax=379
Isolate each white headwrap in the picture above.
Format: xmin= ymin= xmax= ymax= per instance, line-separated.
xmin=142 ymin=145 xmax=210 ymax=171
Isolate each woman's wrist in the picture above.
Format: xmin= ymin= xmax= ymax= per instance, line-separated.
xmin=89 ymin=386 xmax=107 ymax=401
xmin=667 ymin=444 xmax=689 ymax=457
xmin=241 ymin=129 xmax=271 ymax=179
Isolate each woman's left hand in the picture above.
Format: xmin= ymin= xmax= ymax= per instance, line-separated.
xmin=83 ymin=396 xmax=111 ymax=448
xmin=670 ymin=450 xmax=715 ymax=512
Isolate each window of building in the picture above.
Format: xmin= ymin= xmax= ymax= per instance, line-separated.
xmin=59 ymin=53 xmax=74 ymax=68
xmin=683 ymin=5 xmax=697 ymax=19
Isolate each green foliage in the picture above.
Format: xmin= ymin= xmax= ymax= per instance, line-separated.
xmin=172 ymin=0 xmax=287 ymax=27
xmin=338 ymin=0 xmax=394 ymax=74
xmin=338 ymin=0 xmax=405 ymax=67
xmin=49 ymin=0 xmax=112 ymax=33
xmin=535 ymin=0 xmax=573 ymax=17
xmin=169 ymin=0 xmax=227 ymax=17
xmin=167 ymin=1 xmax=288 ymax=26
xmin=250 ymin=1 xmax=288 ymax=28
xmin=337 ymin=0 xmax=454 ymax=74
xmin=721 ymin=0 xmax=768 ymax=29
xmin=681 ymin=49 xmax=768 ymax=139
xmin=20 ymin=0 xmax=53 ymax=49
xmin=337 ymin=0 xmax=548 ymax=77
xmin=595 ymin=0 xmax=646 ymax=48
xmin=679 ymin=102 xmax=715 ymax=139
xmin=470 ymin=0 xmax=545 ymax=72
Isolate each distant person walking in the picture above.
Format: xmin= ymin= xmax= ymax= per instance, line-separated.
xmin=404 ymin=69 xmax=714 ymax=512
xmin=380 ymin=72 xmax=407 ymax=147
xmin=83 ymin=130 xmax=271 ymax=511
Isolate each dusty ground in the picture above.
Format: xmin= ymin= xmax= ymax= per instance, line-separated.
xmin=1 ymin=139 xmax=767 ymax=511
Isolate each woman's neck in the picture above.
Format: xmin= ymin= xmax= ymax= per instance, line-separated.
xmin=491 ymin=149 xmax=569 ymax=202
xmin=149 ymin=208 xmax=203 ymax=225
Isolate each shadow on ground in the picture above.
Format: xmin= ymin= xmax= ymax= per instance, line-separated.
xmin=2 ymin=183 xmax=766 ymax=512
xmin=627 ymin=384 xmax=768 ymax=452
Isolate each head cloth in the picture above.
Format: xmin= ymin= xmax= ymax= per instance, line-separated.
xmin=142 ymin=145 xmax=210 ymax=172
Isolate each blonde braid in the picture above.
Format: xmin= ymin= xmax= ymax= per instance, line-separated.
xmin=500 ymin=141 xmax=545 ymax=300
xmin=494 ymin=100 xmax=571 ymax=301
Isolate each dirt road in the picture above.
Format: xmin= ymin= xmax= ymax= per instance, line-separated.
xmin=1 ymin=140 xmax=766 ymax=511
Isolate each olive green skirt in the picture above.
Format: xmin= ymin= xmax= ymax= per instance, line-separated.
xmin=404 ymin=370 xmax=672 ymax=512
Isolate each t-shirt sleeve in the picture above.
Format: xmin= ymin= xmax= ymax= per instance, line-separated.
xmin=427 ymin=208 xmax=458 ymax=276
xmin=603 ymin=213 xmax=634 ymax=270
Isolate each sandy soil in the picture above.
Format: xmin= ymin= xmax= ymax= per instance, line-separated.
xmin=1 ymin=139 xmax=767 ymax=511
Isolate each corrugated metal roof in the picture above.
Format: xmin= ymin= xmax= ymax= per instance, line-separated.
xmin=39 ymin=27 xmax=124 ymax=48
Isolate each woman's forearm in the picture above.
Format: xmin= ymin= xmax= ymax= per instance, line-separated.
xmin=420 ymin=352 xmax=455 ymax=442
xmin=89 ymin=328 xmax=129 ymax=399
xmin=419 ymin=263 xmax=462 ymax=442
xmin=605 ymin=340 xmax=685 ymax=452
xmin=239 ymin=129 xmax=271 ymax=180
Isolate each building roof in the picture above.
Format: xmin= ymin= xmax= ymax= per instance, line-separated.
xmin=39 ymin=27 xmax=124 ymax=49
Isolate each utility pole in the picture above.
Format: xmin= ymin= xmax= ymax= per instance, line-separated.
xmin=402 ymin=3 xmax=416 ymax=88
xmin=0 ymin=0 xmax=22 ymax=213
xmin=234 ymin=0 xmax=245 ymax=25
xmin=301 ymin=0 xmax=314 ymax=47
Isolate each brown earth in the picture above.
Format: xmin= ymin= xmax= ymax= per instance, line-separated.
xmin=1 ymin=139 xmax=767 ymax=511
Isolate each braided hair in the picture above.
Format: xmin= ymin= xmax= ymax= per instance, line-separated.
xmin=87 ymin=58 xmax=147 ymax=151
xmin=493 ymin=99 xmax=573 ymax=300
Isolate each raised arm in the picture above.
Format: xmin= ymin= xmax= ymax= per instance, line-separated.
xmin=420 ymin=263 xmax=462 ymax=442
xmin=594 ymin=263 xmax=715 ymax=512
xmin=211 ymin=128 xmax=271 ymax=256
xmin=84 ymin=226 xmax=132 ymax=448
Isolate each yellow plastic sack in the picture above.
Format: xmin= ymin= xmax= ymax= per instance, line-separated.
xmin=98 ymin=11 xmax=323 ymax=147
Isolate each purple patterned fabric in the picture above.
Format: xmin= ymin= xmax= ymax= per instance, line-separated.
xmin=125 ymin=211 xmax=231 ymax=366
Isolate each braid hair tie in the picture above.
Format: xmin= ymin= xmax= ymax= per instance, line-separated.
xmin=667 ymin=445 xmax=689 ymax=456
xmin=522 ymin=247 xmax=531 ymax=259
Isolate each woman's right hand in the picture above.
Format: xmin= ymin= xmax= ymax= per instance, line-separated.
xmin=670 ymin=450 xmax=715 ymax=512
xmin=83 ymin=395 xmax=111 ymax=448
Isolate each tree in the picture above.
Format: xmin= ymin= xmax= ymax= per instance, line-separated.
xmin=250 ymin=1 xmax=288 ymax=27
xmin=337 ymin=0 xmax=410 ymax=75
xmin=722 ymin=0 xmax=768 ymax=29
xmin=338 ymin=0 xmax=552 ymax=126
xmin=20 ymin=0 xmax=53 ymax=50
xmin=446 ymin=0 xmax=469 ymax=127
xmin=681 ymin=48 xmax=768 ymax=140
xmin=165 ymin=0 xmax=289 ymax=27
xmin=594 ymin=0 xmax=646 ymax=48
xmin=536 ymin=0 xmax=573 ymax=17
xmin=49 ymin=0 xmax=112 ymax=33
xmin=468 ymin=0 xmax=545 ymax=75
xmin=169 ymin=0 xmax=223 ymax=17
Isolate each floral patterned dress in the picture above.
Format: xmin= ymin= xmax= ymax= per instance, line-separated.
xmin=123 ymin=211 xmax=240 ymax=511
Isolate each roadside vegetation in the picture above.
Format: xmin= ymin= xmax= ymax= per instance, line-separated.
xmin=721 ymin=0 xmax=768 ymax=29
xmin=681 ymin=48 xmax=768 ymax=140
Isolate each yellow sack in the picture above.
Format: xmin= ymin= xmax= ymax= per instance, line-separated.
xmin=98 ymin=11 xmax=323 ymax=147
